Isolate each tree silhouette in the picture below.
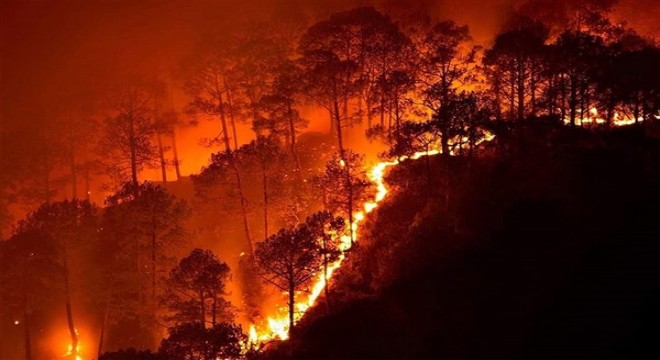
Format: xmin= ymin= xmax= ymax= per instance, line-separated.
xmin=253 ymin=60 xmax=308 ymax=170
xmin=193 ymin=151 xmax=254 ymax=254
xmin=158 ymin=322 xmax=245 ymax=360
xmin=162 ymin=249 xmax=232 ymax=328
xmin=0 ymin=229 xmax=60 ymax=360
xmin=106 ymin=182 xmax=190 ymax=301
xmin=254 ymin=224 xmax=323 ymax=334
xmin=101 ymin=78 xmax=163 ymax=195
xmin=304 ymin=211 xmax=345 ymax=313
xmin=13 ymin=200 xmax=98 ymax=360
xmin=316 ymin=150 xmax=373 ymax=246
xmin=484 ymin=20 xmax=548 ymax=121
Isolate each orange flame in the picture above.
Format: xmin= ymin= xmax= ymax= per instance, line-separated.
xmin=64 ymin=328 xmax=83 ymax=360
xmin=562 ymin=107 xmax=657 ymax=127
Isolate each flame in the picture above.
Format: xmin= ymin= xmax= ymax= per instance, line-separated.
xmin=64 ymin=328 xmax=83 ymax=360
xmin=247 ymin=130 xmax=496 ymax=345
xmin=562 ymin=107 xmax=651 ymax=127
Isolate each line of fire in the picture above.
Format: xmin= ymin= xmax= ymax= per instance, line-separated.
xmin=1 ymin=1 xmax=659 ymax=359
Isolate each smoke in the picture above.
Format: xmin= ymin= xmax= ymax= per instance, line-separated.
xmin=1 ymin=0 xmax=658 ymax=188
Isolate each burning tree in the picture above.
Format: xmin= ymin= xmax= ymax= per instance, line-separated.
xmin=303 ymin=211 xmax=345 ymax=313
xmin=253 ymin=223 xmax=325 ymax=334
xmin=161 ymin=249 xmax=233 ymax=328
xmin=0 ymin=229 xmax=60 ymax=360
xmin=316 ymin=150 xmax=373 ymax=247
xmin=12 ymin=200 xmax=98 ymax=360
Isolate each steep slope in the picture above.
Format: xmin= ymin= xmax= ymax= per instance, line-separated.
xmin=262 ymin=125 xmax=660 ymax=360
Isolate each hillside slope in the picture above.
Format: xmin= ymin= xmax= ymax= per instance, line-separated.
xmin=263 ymin=125 xmax=660 ymax=360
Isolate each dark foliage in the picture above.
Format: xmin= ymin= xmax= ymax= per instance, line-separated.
xmin=158 ymin=322 xmax=246 ymax=360
xmin=279 ymin=124 xmax=660 ymax=359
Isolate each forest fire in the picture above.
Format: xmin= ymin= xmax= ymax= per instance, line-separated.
xmin=2 ymin=1 xmax=659 ymax=359
xmin=247 ymin=131 xmax=496 ymax=345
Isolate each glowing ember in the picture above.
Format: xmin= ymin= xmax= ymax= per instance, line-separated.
xmin=247 ymin=131 xmax=496 ymax=344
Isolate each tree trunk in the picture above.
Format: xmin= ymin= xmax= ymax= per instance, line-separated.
xmin=322 ymin=239 xmax=331 ymax=315
xmin=151 ymin=227 xmax=157 ymax=300
xmin=334 ymin=99 xmax=344 ymax=154
xmin=379 ymin=95 xmax=386 ymax=128
xmin=347 ymin=170 xmax=354 ymax=248
xmin=394 ymin=87 xmax=401 ymax=139
xmin=97 ymin=301 xmax=110 ymax=360
xmin=84 ymin=167 xmax=91 ymax=202
xmin=569 ymin=74 xmax=578 ymax=127
xmin=440 ymin=120 xmax=450 ymax=157
xmin=229 ymin=156 xmax=253 ymax=254
xmin=366 ymin=98 xmax=373 ymax=129
xmin=63 ymin=253 xmax=78 ymax=359
xmin=335 ymin=98 xmax=353 ymax=247
xmin=262 ymin=164 xmax=268 ymax=240
xmin=425 ymin=148 xmax=432 ymax=197
xmin=70 ymin=152 xmax=77 ymax=200
xmin=212 ymin=291 xmax=217 ymax=327
xmin=530 ymin=66 xmax=537 ymax=116
xmin=328 ymin=107 xmax=337 ymax=137
xmin=288 ymin=279 xmax=295 ymax=336
xmin=170 ymin=129 xmax=182 ymax=180
xmin=634 ymin=93 xmax=641 ymax=123
xmin=200 ymin=293 xmax=206 ymax=328
xmin=127 ymin=110 xmax=140 ymax=197
xmin=493 ymin=69 xmax=502 ymax=122
xmin=217 ymin=93 xmax=232 ymax=153
xmin=517 ymin=58 xmax=525 ymax=121
xmin=224 ymin=77 xmax=239 ymax=151
xmin=509 ymin=69 xmax=516 ymax=121
xmin=157 ymin=133 xmax=167 ymax=183
xmin=287 ymin=100 xmax=301 ymax=171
